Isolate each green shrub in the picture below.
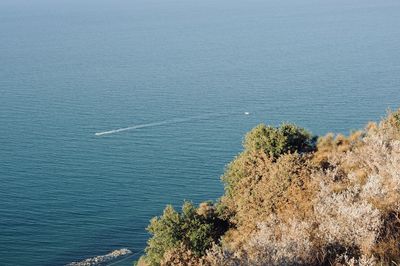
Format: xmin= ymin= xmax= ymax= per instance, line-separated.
xmin=244 ymin=123 xmax=316 ymax=158
xmin=222 ymin=123 xmax=315 ymax=195
xmin=143 ymin=201 xmax=227 ymax=265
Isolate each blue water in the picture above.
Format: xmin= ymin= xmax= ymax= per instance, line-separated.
xmin=1 ymin=0 xmax=400 ymax=265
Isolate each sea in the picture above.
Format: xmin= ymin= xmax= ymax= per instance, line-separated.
xmin=1 ymin=0 xmax=400 ymax=265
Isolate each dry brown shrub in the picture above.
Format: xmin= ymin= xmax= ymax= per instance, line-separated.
xmin=245 ymin=216 xmax=316 ymax=265
xmin=332 ymin=254 xmax=378 ymax=266
xmin=220 ymin=152 xmax=316 ymax=250
xmin=224 ymin=110 xmax=400 ymax=265
xmin=160 ymin=244 xmax=204 ymax=266
xmin=203 ymin=244 xmax=243 ymax=266
xmin=313 ymin=131 xmax=363 ymax=169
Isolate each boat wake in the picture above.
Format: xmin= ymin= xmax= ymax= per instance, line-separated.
xmin=66 ymin=248 xmax=132 ymax=266
xmin=94 ymin=113 xmax=225 ymax=136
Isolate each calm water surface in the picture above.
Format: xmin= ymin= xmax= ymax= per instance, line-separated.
xmin=1 ymin=0 xmax=400 ymax=265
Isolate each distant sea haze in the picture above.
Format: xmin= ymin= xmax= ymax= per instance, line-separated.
xmin=1 ymin=0 xmax=400 ymax=265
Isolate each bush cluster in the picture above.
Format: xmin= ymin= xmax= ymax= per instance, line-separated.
xmin=139 ymin=202 xmax=228 ymax=266
xmin=139 ymin=109 xmax=400 ymax=266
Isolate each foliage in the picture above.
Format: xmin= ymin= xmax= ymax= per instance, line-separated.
xmin=222 ymin=123 xmax=315 ymax=196
xmin=243 ymin=123 xmax=316 ymax=158
xmin=220 ymin=152 xmax=315 ymax=247
xmin=143 ymin=201 xmax=228 ymax=266
xmin=160 ymin=244 xmax=204 ymax=266
xmin=141 ymin=108 xmax=400 ymax=266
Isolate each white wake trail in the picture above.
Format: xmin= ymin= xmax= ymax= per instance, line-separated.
xmin=95 ymin=121 xmax=169 ymax=136
xmin=94 ymin=114 xmax=215 ymax=136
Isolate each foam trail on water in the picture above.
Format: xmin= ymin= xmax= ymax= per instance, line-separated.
xmin=95 ymin=114 xmax=216 ymax=136
xmin=66 ymin=248 xmax=132 ymax=266
xmin=95 ymin=121 xmax=170 ymax=136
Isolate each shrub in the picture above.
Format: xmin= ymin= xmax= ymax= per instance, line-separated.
xmin=222 ymin=123 xmax=315 ymax=197
xmin=143 ymin=202 xmax=228 ymax=266
xmin=160 ymin=244 xmax=204 ymax=266
xmin=243 ymin=123 xmax=316 ymax=158
xmin=245 ymin=216 xmax=316 ymax=266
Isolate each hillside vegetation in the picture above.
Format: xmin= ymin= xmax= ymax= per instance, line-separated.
xmin=138 ymin=109 xmax=400 ymax=266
